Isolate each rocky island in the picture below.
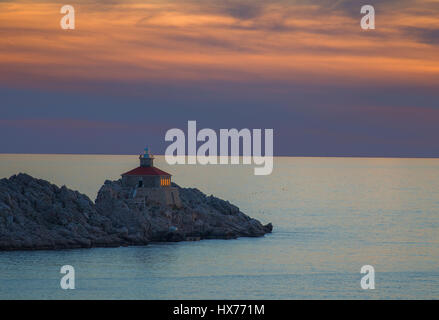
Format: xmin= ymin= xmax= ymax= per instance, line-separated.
xmin=0 ymin=173 xmax=272 ymax=251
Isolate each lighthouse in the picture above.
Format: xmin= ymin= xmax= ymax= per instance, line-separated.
xmin=121 ymin=147 xmax=172 ymax=188
xmin=121 ymin=147 xmax=181 ymax=207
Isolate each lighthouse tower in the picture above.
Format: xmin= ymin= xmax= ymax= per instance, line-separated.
xmin=140 ymin=147 xmax=154 ymax=167
xmin=121 ymin=146 xmax=170 ymax=188
xmin=120 ymin=146 xmax=182 ymax=207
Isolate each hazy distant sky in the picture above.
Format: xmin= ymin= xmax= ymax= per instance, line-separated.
xmin=1 ymin=0 xmax=438 ymax=156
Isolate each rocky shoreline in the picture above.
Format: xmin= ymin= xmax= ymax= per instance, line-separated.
xmin=0 ymin=173 xmax=272 ymax=251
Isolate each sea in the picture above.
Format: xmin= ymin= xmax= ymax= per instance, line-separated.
xmin=0 ymin=154 xmax=438 ymax=299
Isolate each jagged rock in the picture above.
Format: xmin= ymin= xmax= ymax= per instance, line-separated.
xmin=0 ymin=173 xmax=272 ymax=251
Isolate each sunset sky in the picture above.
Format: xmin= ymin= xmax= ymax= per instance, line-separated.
xmin=1 ymin=0 xmax=438 ymax=156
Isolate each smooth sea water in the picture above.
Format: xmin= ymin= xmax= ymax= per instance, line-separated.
xmin=0 ymin=154 xmax=438 ymax=299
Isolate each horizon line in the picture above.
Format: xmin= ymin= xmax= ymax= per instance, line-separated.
xmin=1 ymin=152 xmax=438 ymax=160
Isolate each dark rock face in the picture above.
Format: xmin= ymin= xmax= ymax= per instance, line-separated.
xmin=0 ymin=174 xmax=272 ymax=251
xmin=0 ymin=174 xmax=128 ymax=250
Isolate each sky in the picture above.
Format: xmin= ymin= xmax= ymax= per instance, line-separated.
xmin=0 ymin=0 xmax=438 ymax=157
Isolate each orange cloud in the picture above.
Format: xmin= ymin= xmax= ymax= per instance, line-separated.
xmin=0 ymin=0 xmax=438 ymax=92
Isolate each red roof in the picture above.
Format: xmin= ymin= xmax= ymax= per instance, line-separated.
xmin=121 ymin=166 xmax=171 ymax=176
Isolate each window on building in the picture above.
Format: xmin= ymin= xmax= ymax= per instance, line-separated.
xmin=160 ymin=177 xmax=170 ymax=186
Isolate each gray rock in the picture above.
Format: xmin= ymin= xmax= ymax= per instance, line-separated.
xmin=0 ymin=173 xmax=272 ymax=251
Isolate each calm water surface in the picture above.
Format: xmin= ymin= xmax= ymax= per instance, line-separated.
xmin=0 ymin=154 xmax=438 ymax=299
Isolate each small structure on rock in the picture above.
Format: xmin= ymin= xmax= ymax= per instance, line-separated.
xmin=121 ymin=147 xmax=182 ymax=207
